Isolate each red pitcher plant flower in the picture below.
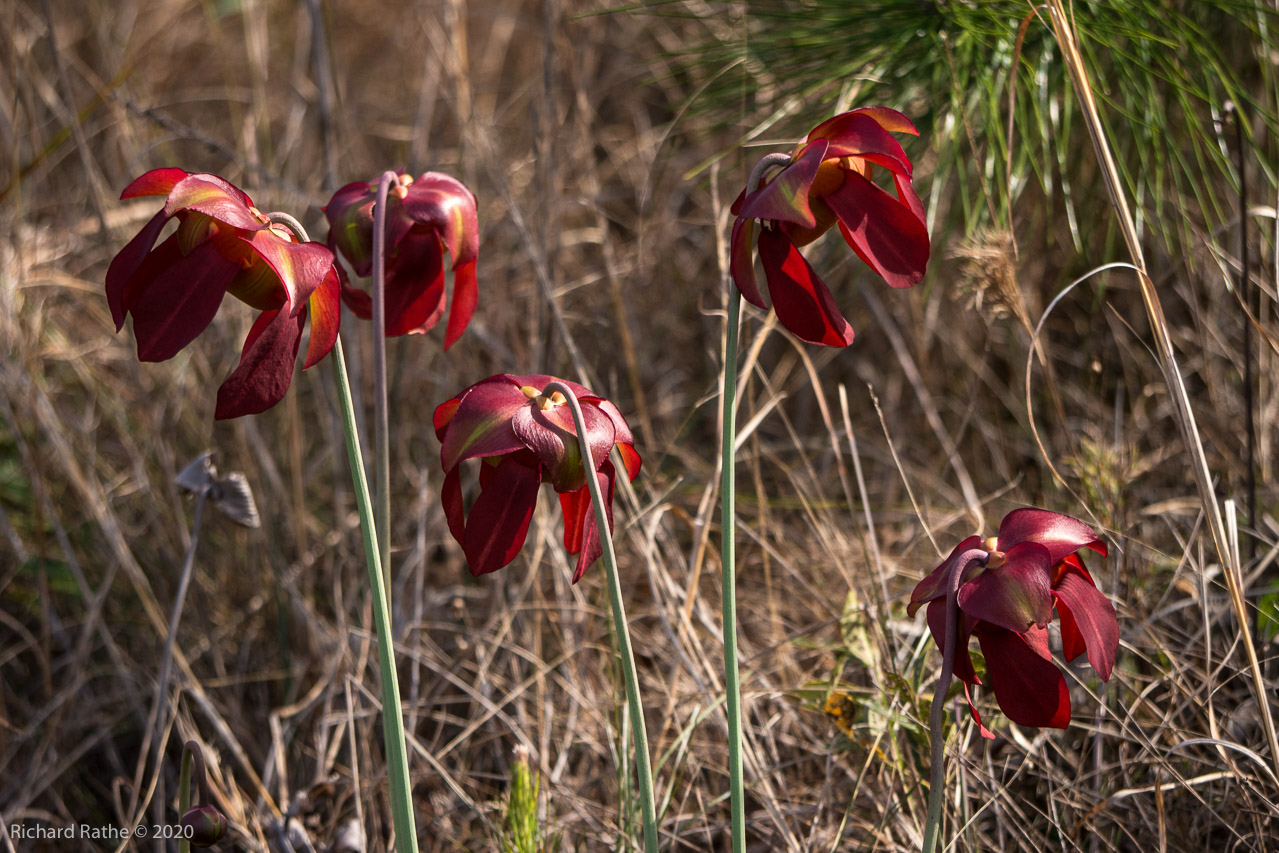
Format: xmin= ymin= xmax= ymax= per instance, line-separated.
xmin=105 ymin=168 xmax=340 ymax=419
xmin=908 ymin=508 xmax=1118 ymax=734
xmin=325 ymin=170 xmax=478 ymax=346
xmin=730 ymin=107 xmax=930 ymax=346
xmin=434 ymin=374 xmax=641 ymax=582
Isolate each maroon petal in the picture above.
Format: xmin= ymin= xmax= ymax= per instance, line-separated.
xmin=461 ymin=455 xmax=541 ymax=576
xmin=824 ymin=171 xmax=929 ymax=289
xmin=303 ymin=268 xmax=341 ymax=369
xmin=957 ymin=541 xmax=1054 ymax=632
xmin=121 ymin=168 xmax=190 ymax=199
xmin=738 ymin=140 xmax=829 ymax=228
xmin=977 ymin=626 xmax=1071 ymax=729
xmin=997 ymin=508 xmax=1106 ymax=563
xmin=131 ymin=242 xmax=237 ymax=362
xmin=213 ymin=307 xmax=305 ymax=418
xmin=729 ymin=216 xmax=767 ymax=309
xmin=807 ymin=111 xmax=913 ymax=175
xmin=1053 ymin=564 xmax=1118 ymax=679
xmin=443 ymin=259 xmax=478 ymax=349
xmin=165 ymin=174 xmax=263 ymax=230
xmin=241 ymin=233 xmax=335 ymax=313
xmin=926 ymin=598 xmax=978 ymax=684
xmin=809 ymin=107 xmax=919 ymax=141
xmin=106 ymin=209 xmax=170 ymax=329
xmin=908 ymin=534 xmax=983 ymax=616
xmin=439 ymin=378 xmax=530 ymax=470
xmin=383 ymin=231 xmax=446 ymax=336
xmin=512 ymin=400 xmax=615 ymax=493
xmin=338 ymin=262 xmax=373 ymax=318
xmin=324 ymin=181 xmax=378 ymax=275
xmin=565 ymin=461 xmax=615 ymax=583
xmin=401 ymin=172 xmax=479 ymax=266
xmin=441 ymin=465 xmax=466 ymax=546
xmin=757 ymin=228 xmax=854 ymax=347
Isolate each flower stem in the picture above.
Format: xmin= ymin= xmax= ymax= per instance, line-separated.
xmin=541 ymin=382 xmax=658 ymax=853
xmin=372 ymin=170 xmax=396 ymax=595
xmin=720 ymin=291 xmax=746 ymax=853
xmin=333 ymin=334 xmax=419 ymax=852
xmin=720 ymin=152 xmax=787 ymax=852
xmin=178 ymin=743 xmax=195 ymax=853
xmin=922 ymin=550 xmax=986 ymax=853
xmin=269 ymin=210 xmax=417 ymax=849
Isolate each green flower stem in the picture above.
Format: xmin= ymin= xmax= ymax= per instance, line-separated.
xmin=372 ymin=170 xmax=396 ymax=594
xmin=922 ymin=549 xmax=986 ymax=853
xmin=333 ymin=334 xmax=418 ymax=852
xmin=722 ymin=151 xmax=790 ymax=852
xmin=178 ymin=743 xmax=194 ymax=853
xmin=541 ymin=382 xmax=658 ymax=853
xmin=268 ymin=212 xmax=417 ymax=852
xmin=720 ymin=291 xmax=745 ymax=853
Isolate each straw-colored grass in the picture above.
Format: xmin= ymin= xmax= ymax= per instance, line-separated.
xmin=1 ymin=0 xmax=1276 ymax=850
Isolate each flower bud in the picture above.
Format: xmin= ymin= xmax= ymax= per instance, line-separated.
xmin=180 ymin=805 xmax=228 ymax=847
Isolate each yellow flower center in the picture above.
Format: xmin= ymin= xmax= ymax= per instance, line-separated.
xmin=520 ymin=385 xmax=567 ymax=411
xmin=982 ymin=536 xmax=1006 ymax=568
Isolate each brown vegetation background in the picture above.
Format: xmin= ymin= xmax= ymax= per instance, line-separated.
xmin=2 ymin=0 xmax=1276 ymax=849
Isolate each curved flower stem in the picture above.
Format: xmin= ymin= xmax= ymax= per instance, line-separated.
xmin=720 ymin=151 xmax=790 ymax=852
xmin=541 ymin=381 xmax=658 ymax=853
xmin=372 ymin=170 xmax=396 ymax=594
xmin=268 ymin=212 xmax=417 ymax=852
xmin=178 ymin=742 xmax=195 ymax=853
xmin=922 ymin=550 xmax=987 ymax=853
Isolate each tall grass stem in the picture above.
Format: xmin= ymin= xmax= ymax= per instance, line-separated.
xmin=540 ymin=382 xmax=657 ymax=853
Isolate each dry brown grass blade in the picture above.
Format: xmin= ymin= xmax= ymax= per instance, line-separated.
xmin=1043 ymin=0 xmax=1279 ymax=781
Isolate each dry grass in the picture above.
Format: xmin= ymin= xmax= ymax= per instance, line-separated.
xmin=1 ymin=0 xmax=1277 ymax=850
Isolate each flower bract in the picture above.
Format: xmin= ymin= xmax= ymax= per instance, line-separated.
xmin=730 ymin=107 xmax=930 ymax=346
xmin=433 ymin=374 xmax=641 ymax=582
xmin=105 ymin=168 xmax=340 ymax=419
xmin=325 ymin=170 xmax=479 ymax=347
xmin=908 ymin=508 xmax=1118 ymax=734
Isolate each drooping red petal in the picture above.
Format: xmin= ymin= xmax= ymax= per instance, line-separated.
xmin=120 ymin=168 xmax=189 ymax=199
xmin=511 ymin=400 xmax=616 ymax=493
xmin=824 ymin=171 xmax=929 ymax=289
xmin=957 ymin=541 xmax=1054 ymax=632
xmin=338 ymin=261 xmax=373 ymax=318
xmin=383 ymin=230 xmax=446 ymax=336
xmin=165 ymin=174 xmax=262 ymax=230
xmin=977 ymin=626 xmax=1071 ymax=729
xmin=441 ymin=465 xmax=466 ymax=546
xmin=303 ymin=267 xmax=341 ymax=369
xmin=443 ymin=259 xmax=478 ymax=349
xmin=401 ymin=172 xmax=479 ymax=267
xmin=738 ymin=140 xmax=829 ymax=228
xmin=324 ymin=181 xmax=378 ymax=276
xmin=439 ymin=378 xmax=530 ymax=470
xmin=892 ymin=172 xmax=927 ymax=227
xmin=960 ymin=680 xmax=995 ymax=739
xmin=807 ymin=112 xmax=912 ymax=176
xmin=560 ymin=484 xmax=589 ymax=556
xmin=105 ymin=209 xmax=170 ymax=329
xmin=908 ymin=534 xmax=984 ymax=616
xmin=568 ymin=461 xmax=615 ymax=583
xmin=214 ymin=306 xmax=306 ymax=419
xmin=240 ymin=233 xmax=335 ymax=314
xmin=729 ymin=216 xmax=767 ymax=308
xmin=130 ymin=242 xmax=238 ymax=362
xmin=926 ymin=598 xmax=979 ymax=684
xmin=461 ymin=455 xmax=541 ymax=577
xmin=996 ymin=508 xmax=1106 ymax=563
xmin=757 ymin=227 xmax=854 ymax=347
xmin=433 ymin=397 xmax=462 ymax=441
xmin=1053 ymin=565 xmax=1118 ymax=679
